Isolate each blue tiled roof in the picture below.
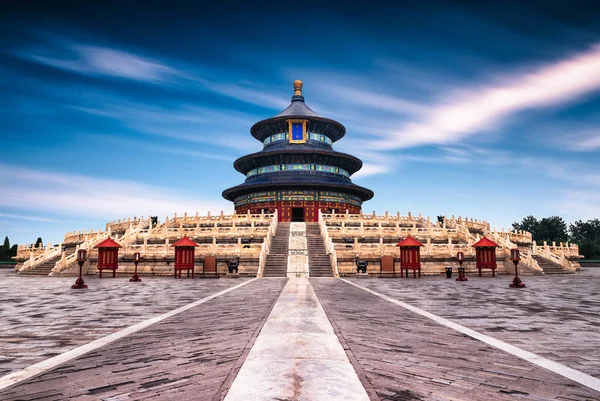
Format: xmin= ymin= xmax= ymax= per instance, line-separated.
xmin=223 ymin=81 xmax=374 ymax=204
xmin=276 ymin=97 xmax=321 ymax=117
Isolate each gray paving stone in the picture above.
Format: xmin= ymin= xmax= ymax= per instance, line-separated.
xmin=311 ymin=277 xmax=600 ymax=401
xmin=0 ymin=277 xmax=286 ymax=400
xmin=0 ymin=270 xmax=247 ymax=377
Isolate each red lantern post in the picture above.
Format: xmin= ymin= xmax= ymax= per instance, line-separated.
xmin=456 ymin=251 xmax=468 ymax=281
xmin=94 ymin=238 xmax=122 ymax=278
xmin=396 ymin=236 xmax=424 ymax=278
xmin=130 ymin=252 xmax=142 ymax=282
xmin=472 ymin=237 xmax=499 ymax=277
xmin=71 ymin=249 xmax=88 ymax=289
xmin=509 ymin=248 xmax=526 ymax=288
xmin=171 ymin=236 xmax=199 ymax=279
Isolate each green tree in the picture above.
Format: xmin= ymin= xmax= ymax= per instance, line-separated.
xmin=570 ymin=219 xmax=600 ymax=242
xmin=0 ymin=236 xmax=17 ymax=261
xmin=512 ymin=215 xmax=569 ymax=243
xmin=35 ymin=237 xmax=43 ymax=248
xmin=512 ymin=215 xmax=539 ymax=238
xmin=569 ymin=219 xmax=600 ymax=259
xmin=537 ymin=216 xmax=569 ymax=243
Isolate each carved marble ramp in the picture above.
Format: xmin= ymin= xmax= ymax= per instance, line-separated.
xmin=224 ymin=278 xmax=370 ymax=401
xmin=287 ymin=222 xmax=310 ymax=278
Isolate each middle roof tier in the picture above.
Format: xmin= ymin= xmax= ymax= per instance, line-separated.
xmin=234 ymin=146 xmax=363 ymax=176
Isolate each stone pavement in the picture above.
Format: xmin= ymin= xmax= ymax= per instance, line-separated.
xmin=0 ymin=270 xmax=248 ymax=377
xmin=312 ymin=276 xmax=600 ymax=400
xmin=1 ymin=269 xmax=600 ymax=400
xmin=343 ymin=268 xmax=600 ymax=379
xmin=0 ymin=277 xmax=287 ymax=400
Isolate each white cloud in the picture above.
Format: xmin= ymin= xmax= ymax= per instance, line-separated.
xmin=336 ymin=143 xmax=395 ymax=179
xmin=26 ymin=44 xmax=190 ymax=85
xmin=316 ymin=85 xmax=426 ymax=116
xmin=205 ymin=82 xmax=290 ymax=110
xmin=0 ymin=213 xmax=59 ymax=223
xmin=69 ymin=99 xmax=261 ymax=152
xmin=559 ymin=130 xmax=600 ymax=152
xmin=352 ymin=163 xmax=390 ymax=178
xmin=369 ymin=43 xmax=600 ymax=150
xmin=0 ymin=164 xmax=229 ymax=219
xmin=15 ymin=36 xmax=288 ymax=111
xmin=551 ymin=190 xmax=600 ymax=223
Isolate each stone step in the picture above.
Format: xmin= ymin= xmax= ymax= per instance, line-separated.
xmin=263 ymin=224 xmax=290 ymax=277
xmin=18 ymin=256 xmax=61 ymax=276
xmin=532 ymin=255 xmax=575 ymax=274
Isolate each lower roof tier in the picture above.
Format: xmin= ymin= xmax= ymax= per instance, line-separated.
xmin=222 ymin=180 xmax=374 ymax=203
xmin=243 ymin=170 xmax=353 ymax=185
xmin=230 ymin=188 xmax=367 ymax=209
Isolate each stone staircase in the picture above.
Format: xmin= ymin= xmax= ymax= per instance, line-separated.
xmin=306 ymin=223 xmax=333 ymax=277
xmin=18 ymin=256 xmax=60 ymax=276
xmin=532 ymin=255 xmax=574 ymax=274
xmin=263 ymin=223 xmax=290 ymax=277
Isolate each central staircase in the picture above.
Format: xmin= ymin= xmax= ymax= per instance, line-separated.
xmin=532 ymin=255 xmax=574 ymax=274
xmin=307 ymin=223 xmax=333 ymax=277
xmin=18 ymin=256 xmax=61 ymax=276
xmin=263 ymin=223 xmax=290 ymax=277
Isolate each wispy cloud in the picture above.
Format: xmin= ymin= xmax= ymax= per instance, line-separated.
xmin=18 ymin=39 xmax=197 ymax=85
xmin=67 ymin=95 xmax=261 ymax=152
xmin=0 ymin=164 xmax=229 ymax=219
xmin=336 ymin=142 xmax=395 ymax=178
xmin=316 ymin=84 xmax=426 ymax=116
xmin=552 ymin=190 xmax=600 ymax=223
xmin=84 ymin=133 xmax=237 ymax=162
xmin=13 ymin=34 xmax=288 ymax=109
xmin=368 ymin=43 xmax=600 ymax=150
xmin=204 ymin=82 xmax=290 ymax=110
xmin=551 ymin=129 xmax=600 ymax=152
xmin=0 ymin=213 xmax=60 ymax=223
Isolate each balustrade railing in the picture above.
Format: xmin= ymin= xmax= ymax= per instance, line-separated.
xmin=319 ymin=210 xmax=339 ymax=277
xmin=323 ymin=211 xmax=576 ymax=273
xmin=258 ymin=210 xmax=278 ymax=277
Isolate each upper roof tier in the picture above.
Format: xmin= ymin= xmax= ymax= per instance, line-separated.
xmin=250 ymin=80 xmax=346 ymax=142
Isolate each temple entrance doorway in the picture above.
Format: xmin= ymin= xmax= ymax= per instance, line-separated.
xmin=291 ymin=207 xmax=305 ymax=222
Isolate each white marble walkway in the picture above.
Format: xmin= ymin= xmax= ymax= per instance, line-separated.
xmin=224 ymin=278 xmax=370 ymax=401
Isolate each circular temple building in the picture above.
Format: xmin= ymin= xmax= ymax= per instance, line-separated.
xmin=222 ymin=80 xmax=374 ymax=222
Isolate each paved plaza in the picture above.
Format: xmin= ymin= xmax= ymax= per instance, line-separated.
xmin=1 ymin=269 xmax=600 ymax=400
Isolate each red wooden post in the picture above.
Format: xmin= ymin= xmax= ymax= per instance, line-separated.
xmin=94 ymin=238 xmax=122 ymax=278
xmin=71 ymin=249 xmax=88 ymax=289
xmin=130 ymin=252 xmax=142 ymax=282
xmin=456 ymin=251 xmax=468 ymax=281
xmin=396 ymin=236 xmax=424 ymax=278
xmin=509 ymin=248 xmax=526 ymax=288
xmin=171 ymin=236 xmax=199 ymax=279
xmin=472 ymin=237 xmax=499 ymax=277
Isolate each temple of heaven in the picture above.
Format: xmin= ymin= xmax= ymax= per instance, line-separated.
xmin=222 ymin=80 xmax=374 ymax=222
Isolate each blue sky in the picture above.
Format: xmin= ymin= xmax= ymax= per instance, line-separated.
xmin=2 ymin=1 xmax=600 ymax=246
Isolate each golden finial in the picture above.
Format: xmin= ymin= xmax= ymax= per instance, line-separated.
xmin=293 ymin=80 xmax=303 ymax=96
